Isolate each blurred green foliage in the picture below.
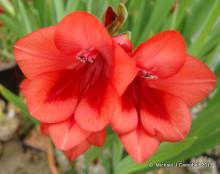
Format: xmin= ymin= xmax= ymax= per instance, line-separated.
xmin=0 ymin=0 xmax=220 ymax=174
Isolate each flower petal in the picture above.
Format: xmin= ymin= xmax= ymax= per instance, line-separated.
xmin=20 ymin=78 xmax=30 ymax=94
xmin=88 ymin=129 xmax=106 ymax=146
xmin=120 ymin=126 xmax=160 ymax=163
xmin=140 ymin=87 xmax=191 ymax=142
xmin=46 ymin=118 xmax=90 ymax=150
xmin=134 ymin=30 xmax=186 ymax=78
xmin=65 ymin=141 xmax=91 ymax=160
xmin=147 ymin=56 xmax=216 ymax=106
xmin=14 ymin=26 xmax=75 ymax=78
xmin=75 ymin=82 xmax=118 ymax=131
xmin=21 ymin=70 xmax=82 ymax=123
xmin=111 ymin=84 xmax=138 ymax=134
xmin=40 ymin=123 xmax=49 ymax=135
xmin=104 ymin=6 xmax=117 ymax=27
xmin=55 ymin=11 xmax=113 ymax=65
xmin=112 ymin=35 xmax=133 ymax=53
xmin=111 ymin=43 xmax=138 ymax=95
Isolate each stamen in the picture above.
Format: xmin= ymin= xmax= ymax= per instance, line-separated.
xmin=76 ymin=48 xmax=98 ymax=64
xmin=139 ymin=67 xmax=158 ymax=79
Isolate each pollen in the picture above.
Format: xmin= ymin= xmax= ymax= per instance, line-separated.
xmin=76 ymin=48 xmax=98 ymax=64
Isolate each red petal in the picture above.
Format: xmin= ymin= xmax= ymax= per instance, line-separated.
xmin=55 ymin=12 xmax=113 ymax=65
xmin=88 ymin=129 xmax=106 ymax=146
xmin=111 ymin=84 xmax=138 ymax=134
xmin=134 ymin=30 xmax=186 ymax=78
xmin=20 ymin=78 xmax=30 ymax=95
xmin=104 ymin=6 xmax=117 ymax=27
xmin=75 ymin=82 xmax=118 ymax=131
xmin=22 ymin=70 xmax=82 ymax=123
xmin=65 ymin=140 xmax=91 ymax=160
xmin=147 ymin=56 xmax=216 ymax=106
xmin=14 ymin=26 xmax=75 ymax=79
xmin=111 ymin=106 xmax=138 ymax=135
xmin=120 ymin=126 xmax=160 ymax=163
xmin=47 ymin=118 xmax=90 ymax=150
xmin=112 ymin=35 xmax=133 ymax=53
xmin=140 ymin=87 xmax=192 ymax=142
xmin=111 ymin=43 xmax=138 ymax=95
xmin=40 ymin=123 xmax=49 ymax=135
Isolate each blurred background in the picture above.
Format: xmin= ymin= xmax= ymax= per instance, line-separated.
xmin=0 ymin=0 xmax=220 ymax=174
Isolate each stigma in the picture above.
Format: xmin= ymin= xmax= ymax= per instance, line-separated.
xmin=76 ymin=48 xmax=98 ymax=64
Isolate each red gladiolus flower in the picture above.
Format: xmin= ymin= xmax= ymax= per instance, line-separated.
xmin=111 ymin=31 xmax=216 ymax=163
xmin=13 ymin=9 xmax=216 ymax=163
xmin=0 ymin=6 xmax=4 ymax=14
xmin=112 ymin=34 xmax=133 ymax=53
xmin=41 ymin=122 xmax=106 ymax=160
xmin=14 ymin=12 xmax=136 ymax=156
xmin=65 ymin=129 xmax=106 ymax=160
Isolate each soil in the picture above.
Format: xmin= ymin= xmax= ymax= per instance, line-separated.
xmin=0 ymin=140 xmax=50 ymax=174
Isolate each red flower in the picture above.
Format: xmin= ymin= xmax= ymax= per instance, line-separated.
xmin=13 ymin=9 xmax=216 ymax=163
xmin=111 ymin=31 xmax=216 ymax=163
xmin=65 ymin=129 xmax=106 ymax=160
xmin=0 ymin=6 xmax=4 ymax=14
xmin=41 ymin=123 xmax=106 ymax=160
xmin=14 ymin=12 xmax=136 ymax=155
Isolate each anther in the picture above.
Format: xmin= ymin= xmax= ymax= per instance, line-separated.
xmin=76 ymin=48 xmax=98 ymax=64
xmin=139 ymin=67 xmax=158 ymax=79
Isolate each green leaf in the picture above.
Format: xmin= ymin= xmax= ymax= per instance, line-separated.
xmin=183 ymin=0 xmax=213 ymax=40
xmin=0 ymin=14 xmax=23 ymax=36
xmin=53 ymin=0 xmax=65 ymax=22
xmin=34 ymin=0 xmax=48 ymax=26
xmin=89 ymin=0 xmax=108 ymax=19
xmin=190 ymin=101 xmax=220 ymax=136
xmin=112 ymin=136 xmax=123 ymax=171
xmin=175 ymin=0 xmax=190 ymax=28
xmin=167 ymin=130 xmax=220 ymax=163
xmin=198 ymin=26 xmax=220 ymax=58
xmin=130 ymin=0 xmax=151 ymax=45
xmin=0 ymin=0 xmax=15 ymax=15
xmin=108 ymin=0 xmax=120 ymax=8
xmin=65 ymin=0 xmax=80 ymax=14
xmin=138 ymin=0 xmax=175 ymax=43
xmin=169 ymin=2 xmax=178 ymax=29
xmin=72 ymin=0 xmax=86 ymax=11
xmin=86 ymin=0 xmax=93 ymax=13
xmin=0 ymin=84 xmax=28 ymax=116
xmin=148 ymin=137 xmax=197 ymax=164
xmin=0 ymin=84 xmax=38 ymax=124
xmin=17 ymin=0 xmax=32 ymax=34
xmin=189 ymin=0 xmax=220 ymax=56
